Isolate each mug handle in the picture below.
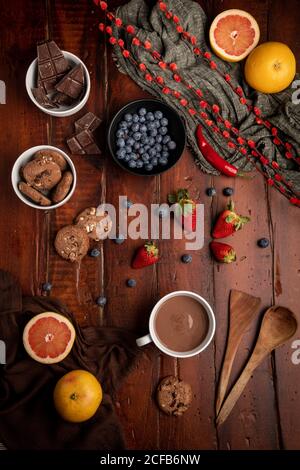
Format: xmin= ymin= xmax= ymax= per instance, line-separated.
xmin=136 ymin=333 xmax=152 ymax=347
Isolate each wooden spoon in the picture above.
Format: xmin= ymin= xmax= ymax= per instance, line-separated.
xmin=217 ymin=306 xmax=297 ymax=426
xmin=216 ymin=290 xmax=261 ymax=415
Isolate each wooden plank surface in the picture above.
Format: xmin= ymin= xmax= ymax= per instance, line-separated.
xmin=0 ymin=0 xmax=299 ymax=450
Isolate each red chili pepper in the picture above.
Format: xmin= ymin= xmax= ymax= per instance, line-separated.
xmin=196 ymin=125 xmax=239 ymax=177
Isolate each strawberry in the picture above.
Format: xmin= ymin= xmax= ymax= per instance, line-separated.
xmin=210 ymin=241 xmax=236 ymax=263
xmin=132 ymin=241 xmax=159 ymax=269
xmin=212 ymin=200 xmax=250 ymax=239
xmin=168 ymin=188 xmax=197 ymax=232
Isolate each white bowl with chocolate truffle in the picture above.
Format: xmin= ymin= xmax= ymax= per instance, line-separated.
xmin=11 ymin=145 xmax=77 ymax=210
xmin=25 ymin=40 xmax=90 ymax=117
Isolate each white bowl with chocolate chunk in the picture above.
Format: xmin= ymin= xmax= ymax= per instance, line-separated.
xmin=25 ymin=40 xmax=90 ymax=117
xmin=11 ymin=145 xmax=77 ymax=210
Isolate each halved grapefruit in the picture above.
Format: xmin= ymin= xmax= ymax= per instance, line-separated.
xmin=209 ymin=9 xmax=260 ymax=62
xmin=23 ymin=312 xmax=76 ymax=364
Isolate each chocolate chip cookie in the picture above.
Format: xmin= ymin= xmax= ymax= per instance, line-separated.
xmin=52 ymin=171 xmax=73 ymax=203
xmin=23 ymin=158 xmax=62 ymax=191
xmin=54 ymin=225 xmax=89 ymax=262
xmin=74 ymin=207 xmax=112 ymax=241
xmin=18 ymin=182 xmax=52 ymax=206
xmin=34 ymin=149 xmax=68 ymax=171
xmin=156 ymin=376 xmax=192 ymax=416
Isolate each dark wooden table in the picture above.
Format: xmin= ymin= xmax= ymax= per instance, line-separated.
xmin=1 ymin=0 xmax=300 ymax=450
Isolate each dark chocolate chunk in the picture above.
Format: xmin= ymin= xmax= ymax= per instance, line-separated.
xmin=75 ymin=112 xmax=102 ymax=133
xmin=32 ymin=87 xmax=58 ymax=109
xmin=67 ymin=130 xmax=101 ymax=155
xmin=52 ymin=92 xmax=75 ymax=106
xmin=55 ymin=64 xmax=85 ymax=100
xmin=37 ymin=40 xmax=70 ymax=93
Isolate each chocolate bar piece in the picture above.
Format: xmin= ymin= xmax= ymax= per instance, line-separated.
xmin=67 ymin=130 xmax=101 ymax=155
xmin=37 ymin=40 xmax=70 ymax=93
xmin=52 ymin=92 xmax=75 ymax=106
xmin=32 ymin=87 xmax=58 ymax=109
xmin=75 ymin=112 xmax=102 ymax=133
xmin=55 ymin=64 xmax=85 ymax=100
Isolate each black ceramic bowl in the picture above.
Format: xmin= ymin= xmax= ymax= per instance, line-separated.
xmin=108 ymin=99 xmax=186 ymax=176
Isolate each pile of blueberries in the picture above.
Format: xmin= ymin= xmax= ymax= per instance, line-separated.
xmin=115 ymin=107 xmax=177 ymax=172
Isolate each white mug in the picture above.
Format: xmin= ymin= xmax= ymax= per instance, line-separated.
xmin=136 ymin=290 xmax=216 ymax=358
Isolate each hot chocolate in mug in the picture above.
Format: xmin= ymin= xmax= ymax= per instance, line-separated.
xmin=136 ymin=290 xmax=216 ymax=358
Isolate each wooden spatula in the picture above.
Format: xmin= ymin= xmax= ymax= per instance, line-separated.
xmin=217 ymin=306 xmax=297 ymax=425
xmin=215 ymin=290 xmax=261 ymax=415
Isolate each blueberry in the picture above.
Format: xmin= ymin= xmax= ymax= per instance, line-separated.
xmin=257 ymin=238 xmax=269 ymax=248
xmin=127 ymin=278 xmax=137 ymax=288
xmin=144 ymin=145 xmax=150 ymax=151
xmin=162 ymin=135 xmax=171 ymax=144
xmin=139 ymin=107 xmax=147 ymax=116
xmin=159 ymin=157 xmax=168 ymax=165
xmin=132 ymin=114 xmax=139 ymax=123
xmin=133 ymin=132 xmax=142 ymax=141
xmin=149 ymin=148 xmax=157 ymax=157
xmin=146 ymin=112 xmax=154 ymax=121
xmin=42 ymin=282 xmax=52 ymax=292
xmin=154 ymin=111 xmax=163 ymax=119
xmin=116 ymin=138 xmax=125 ymax=147
xmin=145 ymin=163 xmax=153 ymax=171
xmin=156 ymin=134 xmax=163 ymax=143
xmin=148 ymin=137 xmax=155 ymax=146
xmin=181 ymin=254 xmax=192 ymax=264
xmin=116 ymin=129 xmax=125 ymax=138
xmin=134 ymin=142 xmax=140 ymax=150
xmin=124 ymin=154 xmax=131 ymax=162
xmin=160 ymin=117 xmax=168 ymax=126
xmin=129 ymin=153 xmax=138 ymax=161
xmin=206 ymin=187 xmax=216 ymax=197
xmin=119 ymin=121 xmax=128 ymax=129
xmin=114 ymin=234 xmax=125 ymax=244
xmin=162 ymin=151 xmax=169 ymax=158
xmin=147 ymin=122 xmax=155 ymax=131
xmin=90 ymin=248 xmax=100 ymax=257
xmin=139 ymin=147 xmax=145 ymax=154
xmin=168 ymin=140 xmax=177 ymax=150
xmin=162 ymin=145 xmax=168 ymax=151
xmin=125 ymin=145 xmax=132 ymax=153
xmin=159 ymin=126 xmax=168 ymax=135
xmin=142 ymin=154 xmax=150 ymax=162
xmin=96 ymin=296 xmax=107 ymax=307
xmin=127 ymin=137 xmax=135 ymax=146
xmin=131 ymin=123 xmax=139 ymax=132
xmin=223 ymin=187 xmax=234 ymax=196
xmin=154 ymin=120 xmax=161 ymax=128
xmin=116 ymin=148 xmax=126 ymax=159
xmin=141 ymin=135 xmax=149 ymax=145
xmin=139 ymin=116 xmax=146 ymax=123
xmin=140 ymin=124 xmax=147 ymax=133
xmin=136 ymin=160 xmax=144 ymax=168
xmin=128 ymin=160 xmax=137 ymax=168
xmin=151 ymin=157 xmax=158 ymax=166
xmin=154 ymin=143 xmax=162 ymax=152
xmin=124 ymin=113 xmax=133 ymax=122
xmin=124 ymin=199 xmax=133 ymax=208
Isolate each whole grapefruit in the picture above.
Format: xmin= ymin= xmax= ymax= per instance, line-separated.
xmin=209 ymin=9 xmax=260 ymax=62
xmin=245 ymin=42 xmax=296 ymax=93
xmin=23 ymin=312 xmax=76 ymax=364
xmin=53 ymin=370 xmax=103 ymax=423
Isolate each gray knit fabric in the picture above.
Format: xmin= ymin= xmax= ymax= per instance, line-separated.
xmin=112 ymin=0 xmax=300 ymax=190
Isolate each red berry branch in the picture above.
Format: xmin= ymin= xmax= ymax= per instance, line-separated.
xmin=95 ymin=1 xmax=300 ymax=207
xmin=158 ymin=1 xmax=300 ymax=169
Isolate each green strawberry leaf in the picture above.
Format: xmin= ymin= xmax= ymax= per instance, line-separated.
xmin=168 ymin=193 xmax=177 ymax=204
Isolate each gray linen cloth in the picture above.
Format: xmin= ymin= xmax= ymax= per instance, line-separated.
xmin=111 ymin=0 xmax=300 ymax=190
